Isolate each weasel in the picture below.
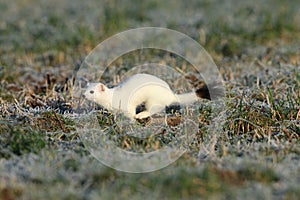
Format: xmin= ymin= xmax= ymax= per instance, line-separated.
xmin=83 ymin=73 xmax=210 ymax=120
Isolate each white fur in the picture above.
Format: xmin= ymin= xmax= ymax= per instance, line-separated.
xmin=84 ymin=74 xmax=198 ymax=119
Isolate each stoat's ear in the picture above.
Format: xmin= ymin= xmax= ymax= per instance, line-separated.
xmin=97 ymin=83 xmax=106 ymax=92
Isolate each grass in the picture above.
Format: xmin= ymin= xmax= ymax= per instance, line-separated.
xmin=0 ymin=121 xmax=46 ymax=158
xmin=0 ymin=0 xmax=300 ymax=199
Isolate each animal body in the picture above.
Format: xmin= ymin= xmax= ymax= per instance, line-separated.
xmin=83 ymin=73 xmax=208 ymax=120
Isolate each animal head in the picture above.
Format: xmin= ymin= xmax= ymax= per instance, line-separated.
xmin=83 ymin=83 xmax=109 ymax=104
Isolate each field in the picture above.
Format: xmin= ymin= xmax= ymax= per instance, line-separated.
xmin=0 ymin=0 xmax=299 ymax=199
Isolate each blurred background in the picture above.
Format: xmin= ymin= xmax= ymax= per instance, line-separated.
xmin=1 ymin=0 xmax=299 ymax=61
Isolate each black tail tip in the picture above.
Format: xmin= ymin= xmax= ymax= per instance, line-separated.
xmin=196 ymin=82 xmax=224 ymax=100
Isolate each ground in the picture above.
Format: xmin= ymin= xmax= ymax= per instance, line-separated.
xmin=0 ymin=0 xmax=299 ymax=199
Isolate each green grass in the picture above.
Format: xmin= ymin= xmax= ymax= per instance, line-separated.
xmin=0 ymin=121 xmax=46 ymax=158
xmin=0 ymin=0 xmax=299 ymax=199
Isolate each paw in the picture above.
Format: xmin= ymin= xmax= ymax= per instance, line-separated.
xmin=135 ymin=111 xmax=151 ymax=119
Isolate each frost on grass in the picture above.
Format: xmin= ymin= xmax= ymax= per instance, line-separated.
xmin=0 ymin=0 xmax=300 ymax=199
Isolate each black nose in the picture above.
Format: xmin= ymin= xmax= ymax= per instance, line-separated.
xmin=82 ymin=94 xmax=86 ymax=98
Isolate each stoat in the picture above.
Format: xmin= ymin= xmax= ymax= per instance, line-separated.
xmin=83 ymin=73 xmax=211 ymax=120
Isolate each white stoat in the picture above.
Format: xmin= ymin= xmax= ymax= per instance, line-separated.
xmin=83 ymin=73 xmax=204 ymax=120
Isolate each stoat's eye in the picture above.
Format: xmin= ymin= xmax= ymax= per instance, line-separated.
xmin=90 ymin=90 xmax=94 ymax=94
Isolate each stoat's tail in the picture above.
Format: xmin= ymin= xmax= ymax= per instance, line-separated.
xmin=175 ymin=86 xmax=212 ymax=105
xmin=175 ymin=92 xmax=199 ymax=105
xmin=176 ymin=74 xmax=224 ymax=104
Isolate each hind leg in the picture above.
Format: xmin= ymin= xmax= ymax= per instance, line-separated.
xmin=135 ymin=102 xmax=165 ymax=119
xmin=135 ymin=111 xmax=151 ymax=119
